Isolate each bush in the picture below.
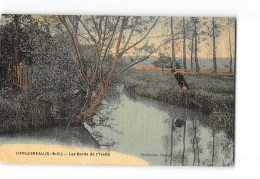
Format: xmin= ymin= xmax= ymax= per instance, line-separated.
xmin=0 ymin=83 xmax=88 ymax=134
xmin=0 ymin=87 xmax=55 ymax=134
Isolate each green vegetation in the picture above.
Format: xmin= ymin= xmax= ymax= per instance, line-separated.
xmin=0 ymin=83 xmax=86 ymax=134
xmin=119 ymin=68 xmax=235 ymax=138
xmin=0 ymin=84 xmax=53 ymax=133
xmin=0 ymin=15 xmax=84 ymax=134
xmin=153 ymin=53 xmax=182 ymax=69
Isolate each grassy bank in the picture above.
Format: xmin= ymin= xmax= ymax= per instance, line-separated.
xmin=119 ymin=68 xmax=235 ymax=138
xmin=0 ymin=83 xmax=83 ymax=134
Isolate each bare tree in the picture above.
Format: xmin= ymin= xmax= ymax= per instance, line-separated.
xmin=170 ymin=17 xmax=176 ymax=69
xmin=192 ymin=17 xmax=200 ymax=73
xmin=183 ymin=18 xmax=194 ymax=69
xmin=190 ymin=32 xmax=194 ymax=70
xmin=228 ymin=17 xmax=234 ymax=73
xmin=212 ymin=17 xmax=217 ymax=73
xmin=206 ymin=17 xmax=223 ymax=73
xmin=58 ymin=15 xmax=162 ymax=123
xmin=186 ymin=18 xmax=195 ymax=70
xmin=182 ymin=17 xmax=187 ymax=69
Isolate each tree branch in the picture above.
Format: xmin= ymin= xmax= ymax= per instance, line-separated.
xmin=76 ymin=16 xmax=97 ymax=45
xmin=112 ymin=38 xmax=171 ymax=81
xmin=122 ymin=16 xmax=139 ymax=50
xmin=101 ymin=16 xmax=120 ymax=61
xmin=58 ymin=15 xmax=88 ymax=82
xmin=118 ymin=17 xmax=160 ymax=58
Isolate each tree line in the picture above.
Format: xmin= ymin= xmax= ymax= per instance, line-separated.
xmin=155 ymin=17 xmax=235 ymax=73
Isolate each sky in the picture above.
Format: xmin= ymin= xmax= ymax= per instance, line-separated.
xmin=4 ymin=15 xmax=235 ymax=60
xmin=142 ymin=16 xmax=236 ymax=59
xmin=34 ymin=15 xmax=235 ymax=59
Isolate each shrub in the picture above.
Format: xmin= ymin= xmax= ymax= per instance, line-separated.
xmin=0 ymin=88 xmax=54 ymax=134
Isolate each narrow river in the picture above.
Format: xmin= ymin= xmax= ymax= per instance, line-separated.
xmin=0 ymin=84 xmax=234 ymax=166
xmin=85 ymin=84 xmax=234 ymax=166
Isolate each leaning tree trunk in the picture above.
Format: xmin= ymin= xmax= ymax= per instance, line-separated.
xmin=194 ymin=21 xmax=199 ymax=73
xmin=170 ymin=17 xmax=176 ymax=69
xmin=182 ymin=17 xmax=187 ymax=69
xmin=212 ymin=17 xmax=217 ymax=73
xmin=228 ymin=17 xmax=233 ymax=73
xmin=74 ymin=17 xmax=128 ymax=123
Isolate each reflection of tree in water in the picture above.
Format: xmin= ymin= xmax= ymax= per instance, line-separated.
xmin=87 ymin=108 xmax=123 ymax=148
xmin=85 ymin=84 xmax=124 ymax=149
xmin=189 ymin=117 xmax=201 ymax=166
xmin=207 ymin=110 xmax=234 ymax=166
xmin=162 ymin=117 xmax=186 ymax=166
xmin=218 ymin=137 xmax=234 ymax=166
xmin=163 ymin=115 xmax=227 ymax=166
xmin=187 ymin=115 xmax=233 ymax=166
xmin=91 ymin=131 xmax=119 ymax=148
xmin=103 ymin=84 xmax=123 ymax=104
xmin=156 ymin=110 xmax=234 ymax=166
xmin=174 ymin=125 xmax=187 ymax=165
xmin=162 ymin=134 xmax=184 ymax=165
xmin=207 ymin=128 xmax=234 ymax=166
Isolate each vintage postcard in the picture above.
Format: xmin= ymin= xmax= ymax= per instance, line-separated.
xmin=0 ymin=14 xmax=235 ymax=166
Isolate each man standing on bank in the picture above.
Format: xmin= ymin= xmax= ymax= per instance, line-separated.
xmin=171 ymin=69 xmax=189 ymax=92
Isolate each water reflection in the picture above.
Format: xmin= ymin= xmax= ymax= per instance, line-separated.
xmin=85 ymin=84 xmax=234 ymax=166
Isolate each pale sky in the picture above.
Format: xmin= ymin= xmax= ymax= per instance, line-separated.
xmin=140 ymin=16 xmax=236 ymax=59
xmin=33 ymin=15 xmax=236 ymax=59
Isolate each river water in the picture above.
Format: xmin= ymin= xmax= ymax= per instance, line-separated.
xmin=85 ymin=84 xmax=234 ymax=166
xmin=0 ymin=84 xmax=234 ymax=166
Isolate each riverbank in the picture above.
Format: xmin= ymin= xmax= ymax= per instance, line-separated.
xmin=0 ymin=83 xmax=99 ymax=148
xmin=0 ymin=124 xmax=100 ymax=148
xmin=118 ymin=68 xmax=235 ymax=138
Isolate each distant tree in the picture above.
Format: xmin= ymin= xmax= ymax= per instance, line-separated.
xmin=212 ymin=17 xmax=217 ymax=73
xmin=191 ymin=17 xmax=200 ymax=73
xmin=182 ymin=17 xmax=187 ymax=69
xmin=152 ymin=53 xmax=171 ymax=68
xmin=190 ymin=17 xmax=209 ymax=73
xmin=188 ymin=31 xmax=195 ymax=70
xmin=206 ymin=17 xmax=223 ymax=73
xmin=170 ymin=17 xmax=177 ymax=69
xmin=185 ymin=18 xmax=195 ymax=70
xmin=227 ymin=17 xmax=235 ymax=73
